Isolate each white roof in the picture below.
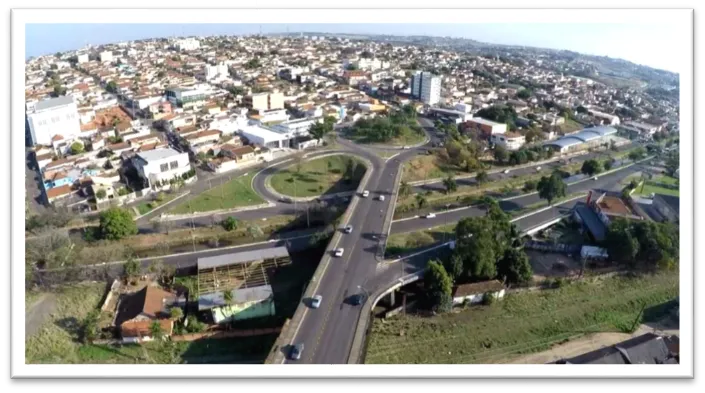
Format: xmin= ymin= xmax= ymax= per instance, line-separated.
xmin=136 ymin=147 xmax=183 ymax=162
xmin=240 ymin=125 xmax=289 ymax=143
xmin=468 ymin=117 xmax=503 ymax=127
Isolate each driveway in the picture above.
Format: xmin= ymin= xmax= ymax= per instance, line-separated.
xmin=25 ymin=293 xmax=57 ymax=338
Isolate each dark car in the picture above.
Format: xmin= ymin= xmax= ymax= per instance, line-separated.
xmin=290 ymin=343 xmax=304 ymax=360
xmin=350 ymin=293 xmax=366 ymax=306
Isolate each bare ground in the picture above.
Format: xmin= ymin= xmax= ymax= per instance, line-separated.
xmin=25 ymin=293 xmax=57 ymax=338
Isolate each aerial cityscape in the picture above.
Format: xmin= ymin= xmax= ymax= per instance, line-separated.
xmin=23 ymin=25 xmax=681 ymax=367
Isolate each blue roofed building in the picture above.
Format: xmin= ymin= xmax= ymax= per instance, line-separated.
xmin=545 ymin=126 xmax=618 ymax=154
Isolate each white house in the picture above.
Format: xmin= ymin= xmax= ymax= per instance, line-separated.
xmin=452 ymin=280 xmax=506 ymax=306
xmin=239 ymin=125 xmax=289 ymax=150
xmin=133 ymin=148 xmax=193 ymax=189
xmin=491 ymin=131 xmax=526 ymax=151
xmin=100 ymin=51 xmax=113 ymax=63
xmin=26 ymin=96 xmax=81 ymax=146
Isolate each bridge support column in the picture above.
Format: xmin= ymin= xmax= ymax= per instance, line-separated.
xmin=388 ymin=290 xmax=395 ymax=307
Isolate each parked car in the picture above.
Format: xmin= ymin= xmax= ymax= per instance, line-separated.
xmin=536 ymin=166 xmax=542 ymax=172
xmin=311 ymin=295 xmax=323 ymax=309
xmin=503 ymin=169 xmax=510 ymax=174
xmin=378 ymin=195 xmax=385 ymax=201
xmin=334 ymin=248 xmax=344 ymax=257
xmin=403 ymin=146 xmax=410 ymax=150
xmin=344 ymin=225 xmax=353 ymax=234
xmin=362 ymin=190 xmax=370 ymax=198
xmin=593 ymin=176 xmax=599 ymax=181
xmin=426 ymin=213 xmax=436 ymax=218
xmin=290 ymin=343 xmax=304 ymax=360
xmin=351 ymin=293 xmax=365 ymax=306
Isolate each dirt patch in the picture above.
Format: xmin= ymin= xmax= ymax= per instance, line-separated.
xmin=26 ymin=293 xmax=57 ymax=338
xmin=526 ymin=251 xmax=582 ymax=279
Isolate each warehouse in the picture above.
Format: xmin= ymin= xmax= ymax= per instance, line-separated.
xmin=239 ymin=125 xmax=289 ymax=150
xmin=544 ymin=126 xmax=618 ymax=154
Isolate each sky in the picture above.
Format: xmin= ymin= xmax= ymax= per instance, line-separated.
xmin=25 ymin=23 xmax=682 ymax=73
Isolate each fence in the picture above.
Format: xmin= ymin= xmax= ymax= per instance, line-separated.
xmin=523 ymin=240 xmax=581 ymax=255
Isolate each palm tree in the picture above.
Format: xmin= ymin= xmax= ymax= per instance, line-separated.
xmin=442 ymin=176 xmax=457 ymax=194
xmin=149 ymin=321 xmax=164 ymax=341
xmin=169 ymin=307 xmax=183 ymax=320
xmin=415 ymin=194 xmax=427 ymax=210
xmin=223 ymin=290 xmax=233 ymax=307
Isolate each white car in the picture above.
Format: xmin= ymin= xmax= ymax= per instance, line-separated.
xmin=334 ymin=248 xmax=344 ymax=257
xmin=403 ymin=146 xmax=410 ymax=150
xmin=378 ymin=195 xmax=385 ymax=201
xmin=344 ymin=225 xmax=353 ymax=234
xmin=503 ymin=169 xmax=510 ymax=174
xmin=426 ymin=213 xmax=436 ymax=219
xmin=536 ymin=166 xmax=542 ymax=172
xmin=593 ymin=176 xmax=599 ymax=181
xmin=362 ymin=190 xmax=370 ymax=198
xmin=311 ymin=295 xmax=323 ymax=309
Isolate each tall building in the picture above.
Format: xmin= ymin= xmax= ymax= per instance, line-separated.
xmin=175 ymin=38 xmax=200 ymax=51
xmin=411 ymin=71 xmax=441 ymax=105
xmin=205 ymin=62 xmax=229 ymax=81
xmin=99 ymin=50 xmax=113 ymax=63
xmin=26 ymin=96 xmax=81 ymax=146
xmin=244 ymin=92 xmax=284 ymax=111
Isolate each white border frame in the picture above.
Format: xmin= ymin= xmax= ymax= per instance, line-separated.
xmin=11 ymin=8 xmax=693 ymax=378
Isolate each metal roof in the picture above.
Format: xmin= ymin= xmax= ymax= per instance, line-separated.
xmin=136 ymin=147 xmax=183 ymax=162
xmin=546 ymin=136 xmax=584 ymax=148
xmin=33 ymin=96 xmax=75 ymax=112
xmin=198 ymin=285 xmax=273 ymax=310
xmin=197 ymin=246 xmax=290 ymax=270
xmin=545 ymin=126 xmax=617 ymax=148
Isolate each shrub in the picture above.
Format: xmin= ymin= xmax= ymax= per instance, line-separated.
xmin=482 ymin=292 xmax=496 ymax=306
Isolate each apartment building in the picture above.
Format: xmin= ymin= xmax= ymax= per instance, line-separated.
xmin=165 ymin=86 xmax=207 ymax=109
xmin=26 ymin=96 xmax=81 ymax=146
xmin=243 ymin=92 xmax=285 ymax=111
xmin=133 ymin=148 xmax=193 ymax=189
xmin=491 ymin=131 xmax=526 ymax=151
xmin=411 ymin=71 xmax=441 ymax=105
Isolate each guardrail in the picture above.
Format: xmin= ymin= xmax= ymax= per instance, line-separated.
xmin=264 ymin=156 xmax=375 ymax=364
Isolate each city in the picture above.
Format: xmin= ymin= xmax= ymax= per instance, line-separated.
xmin=23 ymin=28 xmax=680 ymax=368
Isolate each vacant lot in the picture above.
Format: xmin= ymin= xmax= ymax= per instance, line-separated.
xmin=402 ymin=155 xmax=460 ymax=183
xmin=559 ymin=119 xmax=584 ymax=134
xmin=365 ymin=271 xmax=678 ymax=364
xmin=386 ymin=224 xmax=455 ymax=258
xmin=170 ymin=173 xmax=264 ymax=214
xmin=269 ymin=155 xmax=365 ymax=197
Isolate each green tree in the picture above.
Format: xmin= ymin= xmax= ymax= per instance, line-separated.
xmin=603 ymin=159 xmax=613 ymax=171
xmin=170 ymin=307 xmax=184 ymax=320
xmin=454 ymin=217 xmax=497 ymax=280
xmin=246 ymin=225 xmax=264 ymax=240
xmin=576 ymin=105 xmax=588 ymax=114
xmin=628 ymin=147 xmax=647 ymax=161
xmin=493 ymin=145 xmax=508 ymax=164
xmin=415 ymin=194 xmax=427 ymax=210
xmin=157 ymin=70 xmax=166 ymax=78
xmin=99 ymin=207 xmax=138 ymax=240
xmin=399 ymin=181 xmax=412 ymax=199
xmin=604 ymin=218 xmax=640 ymax=265
xmin=475 ymin=170 xmax=489 ymax=185
xmin=309 ymin=121 xmax=333 ymax=143
xmin=537 ymin=173 xmax=567 ymax=206
xmin=223 ymin=290 xmax=233 ymax=306
xmin=517 ymin=89 xmax=531 ymax=99
xmin=581 ymin=159 xmax=602 ymax=176
xmin=123 ymin=256 xmax=141 ymax=279
xmin=424 ymin=260 xmax=453 ymax=313
xmin=95 ymin=188 xmax=107 ymax=200
xmin=665 ymin=150 xmax=679 ymax=176
xmin=221 ymin=216 xmax=239 ymax=231
xmin=443 ymin=254 xmax=464 ymax=281
xmin=523 ymin=180 xmax=538 ymax=192
xmin=106 ymin=80 xmax=118 ymax=93
xmin=442 ymin=175 xmax=457 ymax=194
xmin=610 ymin=140 xmax=618 ymax=151
xmin=497 ymin=248 xmax=533 ymax=285
xmin=80 ymin=309 xmax=100 ymax=344
xmin=149 ymin=321 xmax=165 ymax=340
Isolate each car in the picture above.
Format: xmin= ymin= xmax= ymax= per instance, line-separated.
xmin=362 ymin=190 xmax=370 ymax=198
xmin=350 ymin=293 xmax=365 ymax=306
xmin=344 ymin=225 xmax=353 ymax=234
xmin=536 ymin=166 xmax=542 ymax=172
xmin=334 ymin=248 xmax=344 ymax=257
xmin=311 ymin=295 xmax=323 ymax=309
xmin=289 ymin=343 xmax=304 ymax=360
xmin=378 ymin=195 xmax=385 ymax=201
xmin=279 ymin=197 xmax=293 ymax=203
xmin=593 ymin=176 xmax=599 ymax=181
xmin=426 ymin=213 xmax=436 ymax=218
xmin=403 ymin=146 xmax=410 ymax=150
xmin=503 ymin=169 xmax=510 ymax=174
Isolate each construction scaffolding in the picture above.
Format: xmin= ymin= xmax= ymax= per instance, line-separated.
xmin=196 ymin=247 xmax=291 ymax=300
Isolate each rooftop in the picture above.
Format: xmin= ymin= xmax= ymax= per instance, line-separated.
xmin=454 ymin=280 xmax=505 ymax=297
xmin=136 ymin=147 xmax=183 ymax=162
xmin=197 ymin=246 xmax=290 ymax=271
xmin=198 ymin=285 xmax=273 ymax=310
xmin=32 ymin=96 xmax=75 ymax=112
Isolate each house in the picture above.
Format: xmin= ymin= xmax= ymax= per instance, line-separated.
xmin=133 ymin=148 xmax=193 ymax=189
xmin=343 ymin=70 xmax=367 ymax=86
xmin=653 ymin=194 xmax=679 ymax=223
xmin=45 ymin=183 xmax=74 ymax=204
xmin=115 ymin=285 xmax=182 ymax=343
xmin=461 ymin=117 xmax=507 ymax=138
xmin=26 ymin=96 xmax=81 ymax=146
xmin=452 ymin=280 xmax=506 ymax=306
xmin=555 ymin=333 xmax=679 ymax=364
xmin=491 ymin=131 xmax=526 ymax=151
xmin=243 ymin=92 xmax=284 ymax=111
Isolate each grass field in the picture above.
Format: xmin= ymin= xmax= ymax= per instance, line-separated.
xmin=559 ymin=119 xmax=584 ymax=134
xmin=386 ymin=224 xmax=455 ymax=258
xmin=637 ymin=182 xmax=680 ymax=197
xmin=365 ymin=271 xmax=678 ymax=364
xmin=401 ymin=155 xmax=460 ymax=183
xmin=136 ymin=192 xmax=181 ymax=216
xmin=348 ymin=128 xmax=426 ymax=147
xmin=269 ymin=155 xmax=365 ymax=198
xmin=170 ymin=173 xmax=264 ymax=214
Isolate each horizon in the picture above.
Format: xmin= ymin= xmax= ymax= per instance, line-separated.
xmin=25 ymin=23 xmax=682 ymax=74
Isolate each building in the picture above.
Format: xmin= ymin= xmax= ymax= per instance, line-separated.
xmin=588 ymin=110 xmax=621 ymax=125
xmin=491 ymin=131 xmax=526 ymax=151
xmin=77 ymin=53 xmax=89 ymax=64
xmin=461 ymin=117 xmax=507 ymax=138
xmin=26 ymin=96 xmax=81 ymax=146
xmin=653 ymin=194 xmax=680 ymax=223
xmin=196 ymin=247 xmax=291 ymax=324
xmin=555 ymin=333 xmax=679 ymax=364
xmin=165 ymin=86 xmax=207 ymax=109
xmin=115 ymin=285 xmax=183 ymax=343
xmin=411 ymin=71 xmax=441 ymax=105
xmin=573 ymin=191 xmax=643 ymax=242
xmin=250 ymin=108 xmax=290 ymax=124
xmin=132 ymin=148 xmax=192 ymax=189
xmin=185 ymin=129 xmax=222 ymax=153
xmin=343 ymin=70 xmax=368 ymax=86
xmin=544 ymin=126 xmax=618 ymax=154
xmin=99 ymin=50 xmax=113 ymax=63
xmin=243 ymin=92 xmax=284 ymax=111
xmin=426 ymin=107 xmax=473 ymax=123
xmin=205 ymin=62 xmax=229 ymax=81
xmin=175 ymin=38 xmax=200 ymax=51
xmin=619 ymin=121 xmax=661 ymax=137
xmin=271 ymin=117 xmax=323 ymax=139
xmin=239 ymin=125 xmax=290 ymax=149
xmin=452 ymin=280 xmax=506 ymax=306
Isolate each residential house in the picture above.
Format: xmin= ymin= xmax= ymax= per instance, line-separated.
xmin=115 ymin=285 xmax=182 ymax=343
xmin=132 ymin=148 xmax=193 ymax=189
xmin=452 ymin=280 xmax=506 ymax=306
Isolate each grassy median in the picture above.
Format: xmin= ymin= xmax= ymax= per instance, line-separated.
xmin=169 ymin=172 xmax=265 ymax=215
xmin=269 ymin=155 xmax=365 ymax=198
xmin=365 ymin=271 xmax=678 ymax=364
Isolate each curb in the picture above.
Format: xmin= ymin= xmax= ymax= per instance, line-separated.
xmin=133 ymin=191 xmax=191 ymax=221
xmin=157 ymin=202 xmax=276 ymax=222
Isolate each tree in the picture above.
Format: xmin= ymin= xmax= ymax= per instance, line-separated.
xmin=157 ymin=70 xmax=166 ymax=78
xmin=581 ymin=159 xmax=602 ymax=176
xmin=604 ymin=218 xmax=640 ymax=265
xmin=493 ymin=145 xmax=508 ymax=164
xmin=223 ymin=290 xmax=233 ymax=306
xmin=309 ymin=121 xmax=333 ymax=143
xmin=537 ymin=173 xmax=567 ymax=206
xmin=523 ymin=180 xmax=538 ymax=192
xmin=442 ymin=175 xmax=457 ymax=194
xmin=443 ymin=254 xmax=464 ymax=281
xmin=95 ymin=188 xmax=107 ymax=200
xmin=603 ymin=159 xmax=613 ymax=171
xmin=246 ymin=225 xmax=264 ymax=240
xmin=517 ymin=89 xmax=531 ymax=99
xmin=628 ymin=147 xmax=647 ymax=161
xmin=665 ymin=151 xmax=679 ymax=176
xmin=221 ymin=216 xmax=239 ymax=231
xmin=497 ymin=248 xmax=533 ymax=285
xmin=475 ymin=170 xmax=489 ymax=185
xmin=106 ymin=80 xmax=118 ymax=93
xmin=424 ymin=260 xmax=453 ymax=313
xmin=454 ymin=217 xmax=497 ymax=280
xmin=170 ymin=307 xmax=184 ymax=320
xmin=610 ymin=140 xmax=618 ymax=151
xmin=399 ymin=181 xmax=412 ymax=199
xmin=99 ymin=207 xmax=138 ymax=240
xmin=415 ymin=194 xmax=427 ymax=210
xmin=149 ymin=321 xmax=164 ymax=340
xmin=80 ymin=309 xmax=100 ymax=343
xmin=123 ymin=256 xmax=141 ymax=279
